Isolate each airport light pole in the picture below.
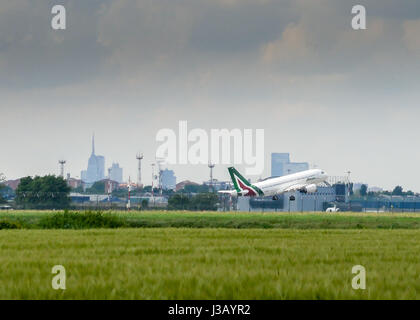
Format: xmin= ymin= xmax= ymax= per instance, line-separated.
xmin=136 ymin=153 xmax=144 ymax=187
xmin=390 ymin=194 xmax=393 ymax=213
xmin=301 ymin=194 xmax=303 ymax=213
xmin=346 ymin=171 xmax=351 ymax=211
xmin=127 ymin=177 xmax=132 ymax=211
xmin=107 ymin=181 xmax=112 ymax=210
xmin=151 ymin=164 xmax=155 ymax=207
xmin=208 ymin=163 xmax=215 ymax=192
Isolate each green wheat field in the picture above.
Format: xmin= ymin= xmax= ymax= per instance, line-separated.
xmin=0 ymin=211 xmax=419 ymax=299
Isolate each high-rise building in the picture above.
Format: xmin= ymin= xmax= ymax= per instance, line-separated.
xmin=161 ymin=169 xmax=176 ymax=190
xmin=81 ymin=135 xmax=105 ymax=183
xmin=271 ymin=153 xmax=309 ymax=177
xmin=271 ymin=153 xmax=290 ymax=177
xmin=108 ymin=162 xmax=123 ymax=183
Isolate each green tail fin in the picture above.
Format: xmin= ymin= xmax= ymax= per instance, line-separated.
xmin=228 ymin=167 xmax=264 ymax=196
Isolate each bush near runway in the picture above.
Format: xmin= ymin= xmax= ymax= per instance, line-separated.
xmin=0 ymin=210 xmax=419 ymax=230
xmin=0 ymin=228 xmax=418 ymax=299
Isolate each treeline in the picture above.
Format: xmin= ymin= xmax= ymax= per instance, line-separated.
xmin=74 ymin=181 xmax=211 ymax=197
xmin=168 ymin=193 xmax=218 ymax=211
xmin=353 ymin=184 xmax=416 ymax=198
xmin=0 ymin=173 xmax=6 ymax=204
xmin=15 ymin=175 xmax=71 ymax=209
xmin=8 ymin=173 xmax=218 ymax=211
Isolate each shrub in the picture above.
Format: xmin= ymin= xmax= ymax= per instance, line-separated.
xmin=37 ymin=211 xmax=126 ymax=229
xmin=0 ymin=219 xmax=22 ymax=230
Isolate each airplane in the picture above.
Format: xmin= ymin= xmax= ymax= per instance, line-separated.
xmin=219 ymin=167 xmax=329 ymax=200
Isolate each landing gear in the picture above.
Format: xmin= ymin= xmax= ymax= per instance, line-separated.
xmin=272 ymin=195 xmax=279 ymax=201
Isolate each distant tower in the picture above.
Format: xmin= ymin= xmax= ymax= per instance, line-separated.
xmin=59 ymin=160 xmax=66 ymax=178
xmin=208 ymin=163 xmax=215 ymax=192
xmin=151 ymin=163 xmax=155 ymax=193
xmin=127 ymin=177 xmax=132 ymax=211
xmin=136 ymin=153 xmax=144 ymax=187
xmin=156 ymin=158 xmax=165 ymax=195
xmin=346 ymin=171 xmax=352 ymax=198
xmin=92 ymin=133 xmax=95 ymax=155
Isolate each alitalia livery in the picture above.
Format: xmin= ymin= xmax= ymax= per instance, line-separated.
xmin=219 ymin=167 xmax=328 ymax=200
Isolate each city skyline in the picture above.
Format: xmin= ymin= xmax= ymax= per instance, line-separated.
xmin=1 ymin=136 xmax=411 ymax=193
xmin=1 ymin=1 xmax=420 ymax=191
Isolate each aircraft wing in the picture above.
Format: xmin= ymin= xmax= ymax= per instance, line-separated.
xmin=283 ymin=183 xmax=307 ymax=192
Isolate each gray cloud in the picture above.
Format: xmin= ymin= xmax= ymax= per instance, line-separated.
xmin=1 ymin=0 xmax=420 ymax=191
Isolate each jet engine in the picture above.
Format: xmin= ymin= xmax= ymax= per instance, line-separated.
xmin=304 ymin=184 xmax=317 ymax=193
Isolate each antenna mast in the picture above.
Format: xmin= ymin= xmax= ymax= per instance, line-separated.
xmin=59 ymin=160 xmax=66 ymax=178
xmin=136 ymin=153 xmax=144 ymax=187
xmin=208 ymin=163 xmax=215 ymax=192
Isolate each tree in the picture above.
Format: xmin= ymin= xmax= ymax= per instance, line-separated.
xmin=142 ymin=185 xmax=161 ymax=194
xmin=110 ymin=187 xmax=127 ymax=198
xmin=0 ymin=173 xmax=6 ymax=204
xmin=392 ymin=186 xmax=403 ymax=196
xmin=15 ymin=175 xmax=71 ymax=209
xmin=85 ymin=181 xmax=106 ymax=194
xmin=367 ymin=191 xmax=376 ymax=198
xmin=0 ymin=185 xmax=14 ymax=203
xmin=168 ymin=194 xmax=191 ymax=210
xmin=360 ymin=184 xmax=368 ymax=197
xmin=141 ymin=199 xmax=149 ymax=210
xmin=72 ymin=185 xmax=84 ymax=193
xmin=178 ymin=184 xmax=209 ymax=194
xmin=142 ymin=185 xmax=152 ymax=193
xmin=167 ymin=193 xmax=218 ymax=211
xmin=189 ymin=193 xmax=218 ymax=211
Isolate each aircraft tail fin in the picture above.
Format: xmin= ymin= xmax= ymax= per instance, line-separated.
xmin=228 ymin=167 xmax=250 ymax=192
xmin=227 ymin=167 xmax=263 ymax=196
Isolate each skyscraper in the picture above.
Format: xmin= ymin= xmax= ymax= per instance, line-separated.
xmin=161 ymin=169 xmax=176 ymax=190
xmin=271 ymin=153 xmax=290 ymax=177
xmin=81 ymin=135 xmax=105 ymax=183
xmin=271 ymin=153 xmax=309 ymax=177
xmin=108 ymin=162 xmax=123 ymax=183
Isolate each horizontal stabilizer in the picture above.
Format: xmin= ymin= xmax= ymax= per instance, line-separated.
xmin=218 ymin=190 xmax=238 ymax=196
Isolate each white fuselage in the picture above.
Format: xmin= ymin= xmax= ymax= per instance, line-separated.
xmin=253 ymin=169 xmax=328 ymax=196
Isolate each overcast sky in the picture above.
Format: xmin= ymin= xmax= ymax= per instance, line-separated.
xmin=1 ymin=0 xmax=420 ymax=191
